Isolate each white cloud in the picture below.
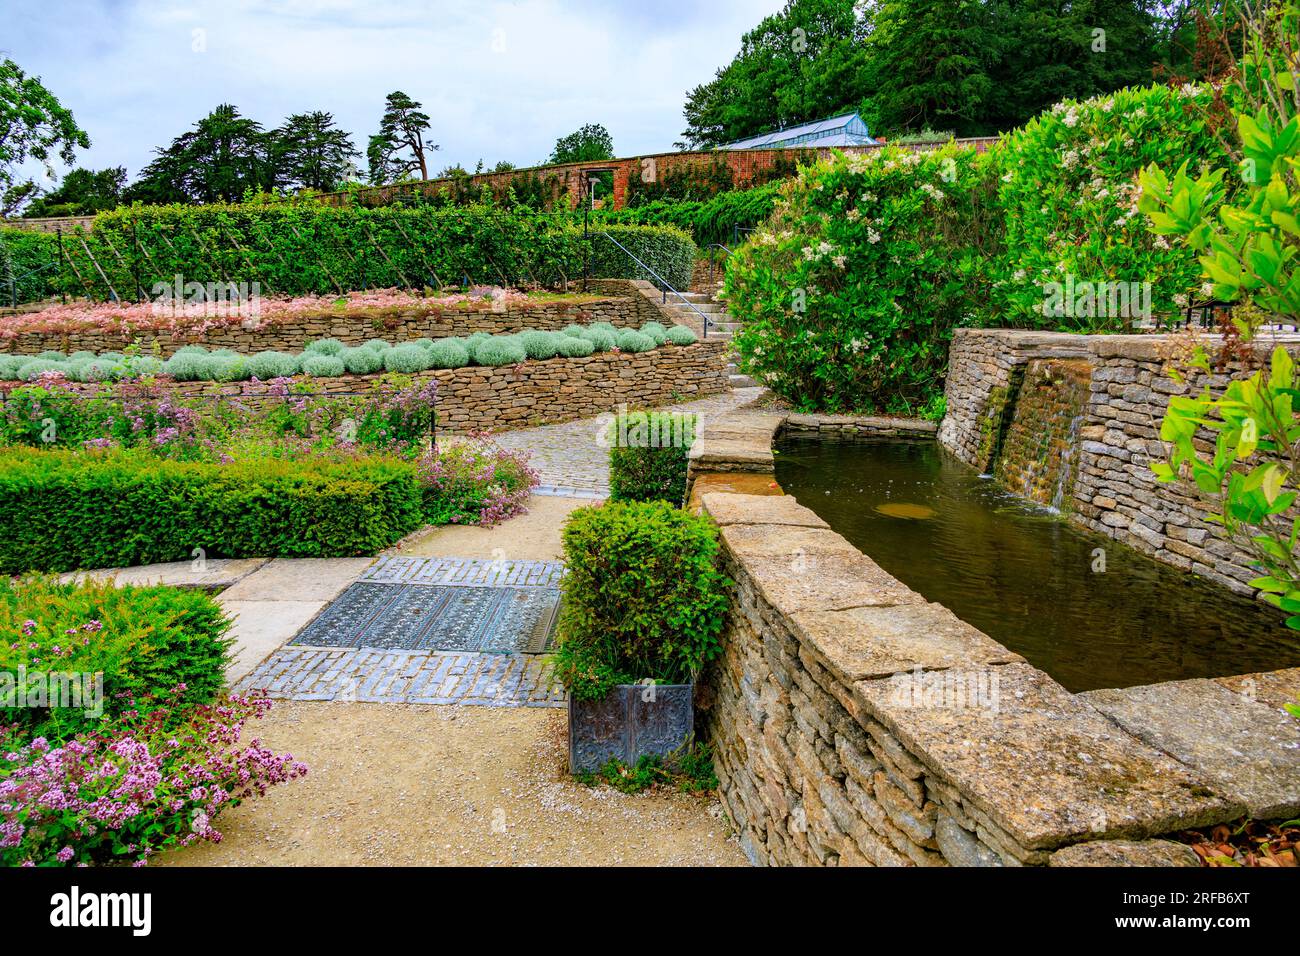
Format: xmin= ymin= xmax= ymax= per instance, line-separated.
xmin=1 ymin=0 xmax=784 ymax=182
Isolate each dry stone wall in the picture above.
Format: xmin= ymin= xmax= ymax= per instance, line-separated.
xmin=689 ymin=410 xmax=1300 ymax=867
xmin=940 ymin=328 xmax=1300 ymax=598
xmin=37 ymin=341 xmax=730 ymax=433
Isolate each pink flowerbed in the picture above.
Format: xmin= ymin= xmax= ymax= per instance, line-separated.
xmin=0 ymin=286 xmax=545 ymax=340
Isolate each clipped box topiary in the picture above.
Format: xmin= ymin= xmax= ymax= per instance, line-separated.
xmin=554 ymin=500 xmax=728 ymax=772
xmin=607 ymin=410 xmax=697 ymax=505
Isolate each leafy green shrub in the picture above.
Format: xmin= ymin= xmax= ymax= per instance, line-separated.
xmin=666 ymin=325 xmax=698 ymax=345
xmin=556 ymin=335 xmax=594 ymax=358
xmin=426 ymin=339 xmax=471 ymax=368
xmin=248 ymin=350 xmax=300 ymax=379
xmin=472 ymin=335 xmax=527 ymax=366
xmin=17 ymin=359 xmax=63 ymax=381
xmin=161 ymin=354 xmax=201 ymax=380
xmin=340 ymin=346 xmax=384 ymax=374
xmin=615 ymin=328 xmax=656 ymax=353
xmin=518 ymin=330 xmax=561 ymax=360
xmin=301 ymin=354 xmax=346 ymax=377
xmin=607 ymin=410 xmax=697 ymax=505
xmin=639 ymin=322 xmax=668 ymax=345
xmin=0 ymin=576 xmax=232 ymax=742
xmin=0 ymin=355 xmax=22 ymax=380
xmin=596 ymin=183 xmax=785 ymax=246
xmin=382 ymin=344 xmax=432 ymax=373
xmin=724 ymin=144 xmax=998 ymax=414
xmin=553 ymin=500 xmax=728 ymax=701
xmin=0 ymin=448 xmax=427 ymax=572
xmin=304 ymin=337 xmax=346 ymax=356
xmin=995 ymin=83 xmax=1232 ymax=330
xmin=419 ymin=440 xmax=537 ymax=526
xmin=562 ymin=323 xmax=586 ymax=337
xmin=578 ymin=327 xmax=617 ymax=352
xmin=364 ymin=338 xmax=392 ymax=352
xmin=174 ymin=344 xmax=209 ymax=356
xmin=36 ymin=350 xmax=66 ymax=362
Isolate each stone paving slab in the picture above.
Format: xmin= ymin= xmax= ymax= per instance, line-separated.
xmin=234 ymin=646 xmax=565 ymax=708
xmin=1216 ymin=667 xmax=1300 ymax=715
xmin=364 ymin=555 xmax=565 ymax=588
xmin=853 ymin=663 xmax=1242 ymax=851
xmin=1049 ymin=839 xmax=1200 ymax=867
xmin=218 ymin=557 xmax=375 ymax=603
xmin=223 ymin=599 xmax=331 ymax=686
xmin=1083 ymin=678 xmax=1300 ymax=819
xmin=63 ymin=558 xmax=269 ymax=591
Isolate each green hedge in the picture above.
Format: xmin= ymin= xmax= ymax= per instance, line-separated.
xmin=0 ymin=228 xmax=61 ymax=306
xmin=0 ymin=575 xmax=232 ymax=742
xmin=0 ymin=448 xmax=426 ymax=572
xmin=553 ymin=500 xmax=729 ymax=701
xmin=596 ymin=184 xmax=784 ymax=247
xmin=57 ymin=204 xmax=695 ymax=301
xmin=607 ymin=410 xmax=697 ymax=504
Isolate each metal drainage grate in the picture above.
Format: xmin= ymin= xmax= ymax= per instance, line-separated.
xmin=292 ymin=582 xmax=560 ymax=654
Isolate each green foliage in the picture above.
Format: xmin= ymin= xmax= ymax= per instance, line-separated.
xmin=998 ymin=83 xmax=1232 ymax=330
xmin=576 ymin=742 xmax=718 ymax=794
xmin=0 ymin=227 xmax=60 ymax=304
xmin=272 ymin=111 xmax=359 ymax=193
xmin=549 ymin=123 xmax=615 ymax=165
xmin=518 ymin=329 xmax=561 ymax=360
xmin=126 ymin=104 xmax=274 ymax=205
xmin=381 ymin=343 xmax=432 ymax=373
xmin=1155 ymin=346 xmax=1300 ymax=627
xmin=340 ymin=345 xmax=384 ymax=374
xmin=0 ymin=57 xmax=90 ymax=199
xmin=724 ymin=144 xmax=999 ymax=414
xmin=0 ymin=575 xmax=232 ymax=742
xmin=639 ymin=321 xmax=668 ymax=345
xmin=1148 ymin=1 xmax=1300 ymax=630
xmin=62 ymin=204 xmax=697 ymax=301
xmin=367 ymin=90 xmax=435 ymax=184
xmin=248 ymin=350 xmax=300 ymax=379
xmin=0 ymin=448 xmax=427 ymax=572
xmin=666 ymin=325 xmax=698 ymax=345
xmin=607 ymin=410 xmax=697 ymax=505
xmin=615 ymin=328 xmax=656 ymax=353
xmin=599 ymin=182 xmax=785 ymax=246
xmin=578 ymin=326 xmax=617 ymax=351
xmin=24 ymin=166 xmax=125 ymax=217
xmin=555 ymin=335 xmax=594 ymax=357
xmin=553 ymin=501 xmax=729 ymax=701
xmin=425 ymin=339 xmax=470 ymax=368
xmin=472 ymin=335 xmax=527 ymax=366
xmin=300 ymin=354 xmax=346 ymax=377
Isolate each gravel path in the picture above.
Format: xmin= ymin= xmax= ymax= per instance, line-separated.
xmin=493 ymin=387 xmax=763 ymax=494
xmin=158 ymin=702 xmax=745 ymax=867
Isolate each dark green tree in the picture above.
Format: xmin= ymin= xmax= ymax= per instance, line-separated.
xmin=680 ymin=0 xmax=870 ymax=148
xmin=367 ymin=91 xmax=436 ymax=184
xmin=126 ymin=104 xmax=273 ymax=204
xmin=0 ymin=57 xmax=90 ymax=207
xmin=25 ymin=166 xmax=126 ymax=216
xmin=548 ymin=124 xmax=615 ymax=164
xmin=271 ymin=111 xmax=359 ymax=192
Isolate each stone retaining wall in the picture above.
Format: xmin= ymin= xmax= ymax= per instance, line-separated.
xmin=0 ymin=295 xmax=649 ymax=357
xmin=689 ymin=410 xmax=1300 ymax=867
xmin=33 ymin=341 xmax=730 ymax=433
xmin=939 ymin=328 xmax=1300 ymax=597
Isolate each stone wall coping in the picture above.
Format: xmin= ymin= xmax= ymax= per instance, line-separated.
xmin=701 ymin=489 xmax=1249 ymax=854
xmin=783 ymin=412 xmax=938 ymax=436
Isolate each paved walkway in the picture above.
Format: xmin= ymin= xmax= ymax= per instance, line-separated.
xmin=493 ymin=387 xmax=762 ymax=494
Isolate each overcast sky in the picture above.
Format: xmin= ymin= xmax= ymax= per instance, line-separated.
xmin=2 ymin=0 xmax=786 ymax=183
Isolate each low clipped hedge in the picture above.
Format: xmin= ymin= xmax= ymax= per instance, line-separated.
xmin=64 ymin=204 xmax=697 ymax=300
xmin=0 ymin=575 xmax=232 ymax=742
xmin=607 ymin=410 xmax=697 ymax=504
xmin=553 ymin=500 xmax=729 ymax=701
xmin=0 ymin=449 xmax=426 ymax=572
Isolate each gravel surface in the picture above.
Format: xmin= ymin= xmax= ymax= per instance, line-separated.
xmin=157 ymin=700 xmax=746 ymax=867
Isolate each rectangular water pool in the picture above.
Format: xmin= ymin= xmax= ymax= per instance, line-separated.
xmin=774 ymin=437 xmax=1300 ymax=692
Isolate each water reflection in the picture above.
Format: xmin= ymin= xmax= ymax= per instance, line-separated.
xmin=774 ymin=438 xmax=1297 ymax=692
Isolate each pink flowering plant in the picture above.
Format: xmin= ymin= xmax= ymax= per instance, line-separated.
xmin=419 ymin=436 xmax=538 ymax=526
xmin=0 ymin=689 xmax=306 ymax=867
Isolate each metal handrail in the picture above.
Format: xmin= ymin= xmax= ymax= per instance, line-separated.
xmin=704 ymin=243 xmax=733 ymax=287
xmin=594 ymin=231 xmax=712 ymax=338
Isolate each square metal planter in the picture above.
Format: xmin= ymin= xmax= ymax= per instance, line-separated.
xmin=568 ymin=683 xmax=694 ymax=773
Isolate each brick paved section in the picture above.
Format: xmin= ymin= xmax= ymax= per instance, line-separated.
xmin=492 ymin=386 xmax=763 ymax=494
xmin=363 ymin=556 xmax=565 ymax=588
xmin=235 ymin=646 xmax=566 ymax=708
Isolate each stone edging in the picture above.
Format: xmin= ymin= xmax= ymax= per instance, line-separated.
xmin=690 ymin=409 xmax=1300 ymax=867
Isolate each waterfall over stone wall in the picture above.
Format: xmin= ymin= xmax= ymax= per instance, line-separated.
xmin=993 ymin=358 xmax=1093 ymax=511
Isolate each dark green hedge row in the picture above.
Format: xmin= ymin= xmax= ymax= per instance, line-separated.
xmin=607 ymin=411 xmax=697 ymax=505
xmin=595 ymin=183 xmax=784 ymax=247
xmin=0 ymin=228 xmax=61 ymax=306
xmin=56 ymin=204 xmax=696 ymax=302
xmin=0 ymin=449 xmax=426 ymax=572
